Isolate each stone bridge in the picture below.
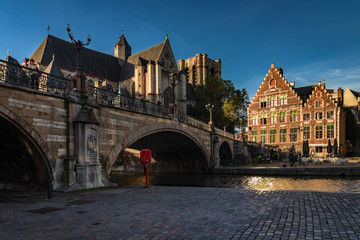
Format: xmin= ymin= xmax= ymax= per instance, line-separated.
xmin=0 ymin=60 xmax=243 ymax=192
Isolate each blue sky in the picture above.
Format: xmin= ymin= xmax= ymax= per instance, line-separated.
xmin=1 ymin=0 xmax=360 ymax=98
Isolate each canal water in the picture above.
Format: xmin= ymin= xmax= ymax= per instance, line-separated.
xmin=110 ymin=172 xmax=360 ymax=192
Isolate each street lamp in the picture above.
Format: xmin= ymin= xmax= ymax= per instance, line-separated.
xmin=205 ymin=103 xmax=214 ymax=130
xmin=169 ymin=71 xmax=178 ymax=104
xmin=66 ymin=24 xmax=91 ymax=95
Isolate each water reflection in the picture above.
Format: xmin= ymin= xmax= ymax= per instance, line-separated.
xmin=110 ymin=172 xmax=360 ymax=192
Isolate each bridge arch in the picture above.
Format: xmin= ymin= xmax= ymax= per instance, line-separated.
xmin=107 ymin=121 xmax=210 ymax=172
xmin=0 ymin=105 xmax=54 ymax=190
xmin=219 ymin=141 xmax=233 ymax=166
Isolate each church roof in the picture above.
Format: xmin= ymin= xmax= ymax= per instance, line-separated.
xmin=4 ymin=55 xmax=20 ymax=65
xmin=127 ymin=38 xmax=167 ymax=65
xmin=115 ymin=34 xmax=131 ymax=48
xmin=294 ymin=85 xmax=313 ymax=103
xmin=30 ymin=35 xmax=121 ymax=82
xmin=43 ymin=55 xmax=64 ymax=78
xmin=119 ymin=61 xmax=135 ymax=80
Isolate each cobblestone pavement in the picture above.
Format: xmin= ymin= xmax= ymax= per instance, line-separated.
xmin=1 ymin=186 xmax=360 ymax=240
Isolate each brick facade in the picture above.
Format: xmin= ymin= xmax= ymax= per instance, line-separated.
xmin=248 ymin=64 xmax=346 ymax=157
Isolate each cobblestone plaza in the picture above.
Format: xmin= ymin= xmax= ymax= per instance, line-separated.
xmin=1 ymin=186 xmax=360 ymax=240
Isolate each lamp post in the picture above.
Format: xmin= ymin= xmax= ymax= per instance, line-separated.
xmin=169 ymin=71 xmax=178 ymax=104
xmin=66 ymin=24 xmax=91 ymax=95
xmin=168 ymin=71 xmax=178 ymax=116
xmin=205 ymin=103 xmax=214 ymax=130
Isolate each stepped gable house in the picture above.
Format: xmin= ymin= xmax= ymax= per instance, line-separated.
xmin=247 ymin=63 xmax=347 ymax=157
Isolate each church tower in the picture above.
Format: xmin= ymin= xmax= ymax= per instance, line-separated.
xmin=114 ymin=34 xmax=131 ymax=60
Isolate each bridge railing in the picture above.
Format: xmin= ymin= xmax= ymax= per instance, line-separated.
xmin=0 ymin=59 xmax=235 ymax=139
xmin=0 ymin=59 xmax=69 ymax=95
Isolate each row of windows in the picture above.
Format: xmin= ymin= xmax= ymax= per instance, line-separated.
xmin=250 ymin=111 xmax=334 ymax=126
xmin=260 ymin=94 xmax=287 ymax=108
xmin=251 ymin=125 xmax=335 ymax=143
xmin=259 ymin=94 xmax=325 ymax=109
xmin=303 ymin=111 xmax=334 ymax=120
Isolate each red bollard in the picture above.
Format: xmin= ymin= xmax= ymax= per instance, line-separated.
xmin=140 ymin=149 xmax=152 ymax=188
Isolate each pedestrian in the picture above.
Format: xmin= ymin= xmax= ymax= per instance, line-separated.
xmin=28 ymin=59 xmax=39 ymax=89
xmin=21 ymin=58 xmax=28 ymax=67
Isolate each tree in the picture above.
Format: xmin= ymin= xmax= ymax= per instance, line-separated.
xmin=189 ymin=75 xmax=249 ymax=132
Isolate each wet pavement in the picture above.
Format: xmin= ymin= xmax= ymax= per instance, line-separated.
xmin=1 ymin=186 xmax=360 ymax=240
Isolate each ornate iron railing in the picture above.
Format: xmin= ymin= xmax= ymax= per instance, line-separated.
xmin=0 ymin=59 xmax=69 ymax=95
xmin=0 ymin=59 xmax=234 ymax=138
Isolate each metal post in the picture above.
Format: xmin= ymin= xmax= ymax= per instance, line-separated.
xmin=47 ymin=178 xmax=53 ymax=199
xmin=145 ymin=163 xmax=149 ymax=188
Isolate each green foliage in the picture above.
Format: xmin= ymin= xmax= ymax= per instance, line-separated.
xmin=189 ymin=75 xmax=249 ymax=132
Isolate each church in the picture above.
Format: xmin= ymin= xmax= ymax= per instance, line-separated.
xmin=17 ymin=33 xmax=221 ymax=114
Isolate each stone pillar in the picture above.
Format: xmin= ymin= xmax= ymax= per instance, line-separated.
xmin=73 ymin=106 xmax=103 ymax=189
xmin=213 ymin=133 xmax=220 ymax=168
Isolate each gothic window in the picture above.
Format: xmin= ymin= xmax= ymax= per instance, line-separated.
xmin=327 ymin=125 xmax=334 ymax=138
xmin=210 ymin=67 xmax=215 ymax=76
xmin=303 ymin=126 xmax=310 ymax=139
xmin=131 ymin=82 xmax=135 ymax=97
xmin=88 ymin=79 xmax=95 ymax=96
xmin=316 ymin=125 xmax=323 ymax=139
xmin=163 ymin=87 xmax=174 ymax=108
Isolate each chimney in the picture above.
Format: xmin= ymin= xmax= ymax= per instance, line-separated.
xmin=338 ymin=87 xmax=343 ymax=105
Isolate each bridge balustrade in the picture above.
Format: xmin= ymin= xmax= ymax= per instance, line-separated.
xmin=0 ymin=59 xmax=69 ymax=95
xmin=0 ymin=59 xmax=234 ymax=139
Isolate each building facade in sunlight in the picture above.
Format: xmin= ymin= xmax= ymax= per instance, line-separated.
xmin=247 ymin=63 xmax=357 ymax=157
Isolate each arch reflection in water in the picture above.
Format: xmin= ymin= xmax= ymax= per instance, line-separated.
xmin=110 ymin=172 xmax=360 ymax=193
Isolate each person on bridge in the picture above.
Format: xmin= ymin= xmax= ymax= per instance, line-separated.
xmin=28 ymin=59 xmax=39 ymax=89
